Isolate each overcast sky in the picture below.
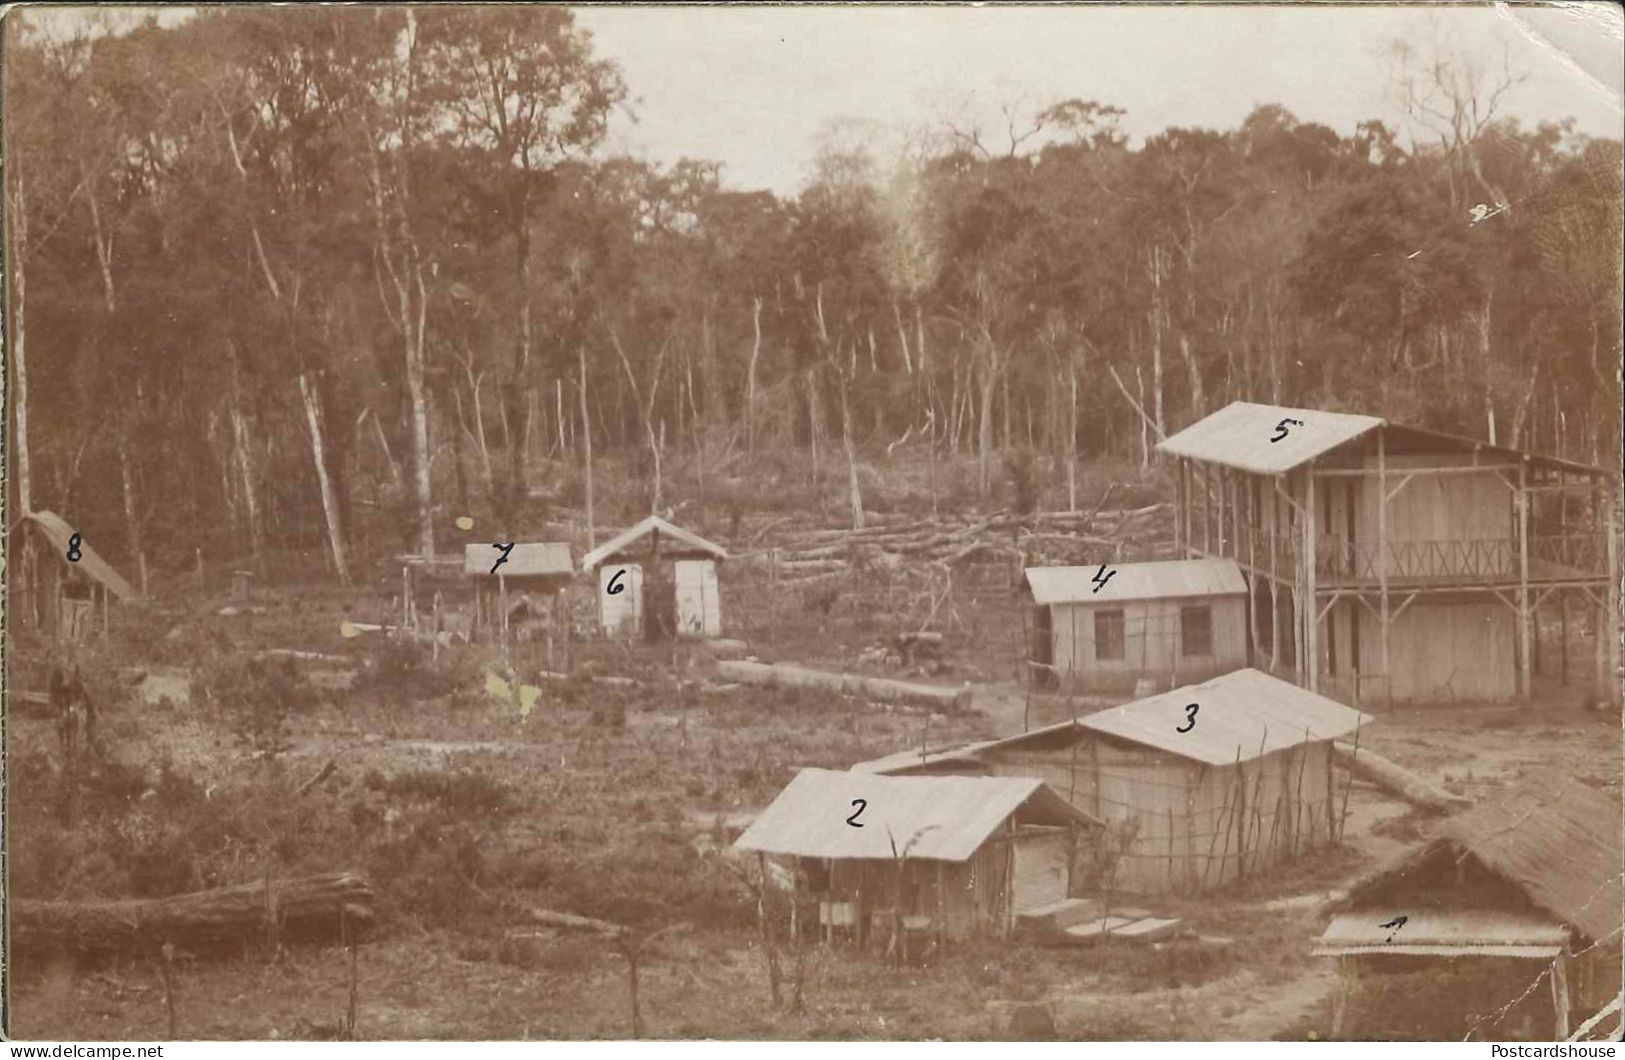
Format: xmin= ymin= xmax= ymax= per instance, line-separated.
xmin=575 ymin=3 xmax=1624 ymax=195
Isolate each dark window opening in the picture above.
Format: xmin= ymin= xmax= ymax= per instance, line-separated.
xmin=1095 ymin=609 xmax=1125 ymax=660
xmin=1181 ymin=605 xmax=1213 ymax=657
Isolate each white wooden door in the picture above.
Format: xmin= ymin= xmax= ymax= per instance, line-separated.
xmin=599 ymin=563 xmax=643 ymax=638
xmin=674 ymin=559 xmax=720 ymax=637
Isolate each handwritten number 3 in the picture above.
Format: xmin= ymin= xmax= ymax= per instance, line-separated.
xmin=66 ymin=533 xmax=83 ymax=563
xmin=1176 ymin=703 xmax=1198 ymax=733
xmin=607 ymin=569 xmax=627 ymax=596
xmin=846 ymin=799 xmax=866 ymax=828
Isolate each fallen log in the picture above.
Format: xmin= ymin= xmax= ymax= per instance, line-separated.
xmin=717 ymin=659 xmax=972 ymax=711
xmin=1332 ymin=742 xmax=1472 ymax=813
xmin=11 ymin=872 xmax=376 ymax=959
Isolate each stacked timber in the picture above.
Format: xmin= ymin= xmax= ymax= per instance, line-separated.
xmin=733 ymin=503 xmax=1174 ymax=591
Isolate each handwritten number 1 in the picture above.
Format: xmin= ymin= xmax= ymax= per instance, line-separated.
xmin=66 ymin=533 xmax=82 ymax=563
xmin=846 ymin=799 xmax=866 ymax=828
xmin=1176 ymin=703 xmax=1198 ymax=733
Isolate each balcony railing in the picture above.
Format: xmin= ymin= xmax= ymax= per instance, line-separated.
xmin=1198 ymin=531 xmax=1608 ymax=583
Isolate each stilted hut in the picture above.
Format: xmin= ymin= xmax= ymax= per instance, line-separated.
xmin=735 ymin=768 xmax=1100 ymax=945
xmin=854 ymin=668 xmax=1371 ymax=896
xmin=1024 ymin=558 xmax=1248 ymax=692
xmin=1159 ymin=401 xmax=1620 ymax=704
xmin=1315 ymin=773 xmax=1622 ymax=1041
xmin=9 ymin=512 xmax=139 ymax=640
xmin=463 ymin=542 xmax=573 ymax=645
xmin=580 ymin=515 xmax=727 ymax=640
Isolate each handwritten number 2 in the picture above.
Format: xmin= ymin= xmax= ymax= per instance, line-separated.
xmin=66 ymin=533 xmax=82 ymax=563
xmin=607 ymin=569 xmax=627 ymax=596
xmin=846 ymin=799 xmax=866 ymax=828
xmin=1176 ymin=703 xmax=1198 ymax=733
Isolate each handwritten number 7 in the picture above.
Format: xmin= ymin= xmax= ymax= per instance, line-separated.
xmin=1176 ymin=703 xmax=1198 ymax=733
xmin=489 ymin=542 xmax=515 ymax=575
xmin=846 ymin=798 xmax=866 ymax=827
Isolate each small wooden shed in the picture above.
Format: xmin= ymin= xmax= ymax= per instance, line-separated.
xmin=462 ymin=542 xmax=573 ymax=641
xmin=1024 ymin=558 xmax=1248 ymax=692
xmin=9 ymin=511 xmax=140 ymax=640
xmin=734 ymin=767 xmax=1100 ymax=944
xmin=1315 ymin=773 xmax=1623 ymax=1041
xmin=580 ymin=515 xmax=727 ymax=640
xmin=856 ymin=668 xmax=1371 ymax=897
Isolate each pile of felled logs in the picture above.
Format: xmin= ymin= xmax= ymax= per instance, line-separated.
xmin=731 ymin=502 xmax=1173 ymax=591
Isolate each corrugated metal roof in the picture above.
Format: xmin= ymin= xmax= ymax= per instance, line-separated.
xmin=1077 ymin=668 xmax=1372 ymax=765
xmin=1348 ymin=772 xmax=1622 ymax=945
xmin=1316 ymin=910 xmax=1567 ymax=950
xmin=21 ymin=511 xmax=139 ymax=601
xmin=1156 ymin=401 xmax=1383 ymax=475
xmin=463 ymin=542 xmax=573 ymax=578
xmin=1025 ymin=558 xmax=1246 ymax=606
xmin=580 ymin=515 xmax=728 ymax=571
xmin=733 ymin=768 xmax=1098 ymax=862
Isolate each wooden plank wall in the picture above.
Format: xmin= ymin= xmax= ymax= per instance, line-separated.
xmin=1050 ymin=596 xmax=1247 ymax=692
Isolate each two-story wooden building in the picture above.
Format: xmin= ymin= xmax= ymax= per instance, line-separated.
xmin=1157 ymin=402 xmax=1618 ymax=704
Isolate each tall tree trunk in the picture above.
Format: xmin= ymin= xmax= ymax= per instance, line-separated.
xmin=746 ymin=297 xmax=762 ymax=456
xmin=978 ymin=361 xmax=996 ymax=498
xmin=580 ymin=346 xmax=595 ymax=548
xmin=11 ymin=181 xmax=31 ymax=514
xmin=230 ymin=399 xmax=263 ymax=564
xmin=1149 ymin=247 xmax=1167 ymax=439
xmin=1180 ymin=332 xmax=1205 ymax=421
xmin=1068 ymin=358 xmax=1079 ymax=512
xmin=506 ymin=181 xmax=535 ymax=525
xmin=299 ymin=373 xmax=351 ymax=584
xmin=840 ymin=372 xmax=865 ymax=530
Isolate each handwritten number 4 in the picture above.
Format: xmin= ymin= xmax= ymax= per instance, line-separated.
xmin=1176 ymin=703 xmax=1198 ymax=733
xmin=1090 ymin=564 xmax=1114 ymax=593
xmin=846 ymin=798 xmax=866 ymax=828
xmin=1270 ymin=418 xmax=1304 ymax=443
xmin=66 ymin=532 xmax=83 ymax=563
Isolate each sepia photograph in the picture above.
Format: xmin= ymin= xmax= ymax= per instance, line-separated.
xmin=2 ymin=1 xmax=1621 ymax=1045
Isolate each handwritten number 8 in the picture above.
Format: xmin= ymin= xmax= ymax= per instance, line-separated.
xmin=66 ymin=532 xmax=83 ymax=563
xmin=607 ymin=569 xmax=627 ymax=596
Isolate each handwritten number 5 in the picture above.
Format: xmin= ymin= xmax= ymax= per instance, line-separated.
xmin=846 ymin=798 xmax=866 ymax=828
xmin=1176 ymin=703 xmax=1198 ymax=733
xmin=1270 ymin=418 xmax=1304 ymax=443
xmin=607 ymin=569 xmax=627 ymax=596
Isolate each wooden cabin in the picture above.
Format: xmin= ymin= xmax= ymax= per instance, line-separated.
xmin=580 ymin=515 xmax=727 ymax=640
xmin=1158 ymin=401 xmax=1620 ymax=704
xmin=855 ymin=668 xmax=1371 ymax=897
xmin=1024 ymin=558 xmax=1247 ymax=693
xmin=462 ymin=542 xmax=573 ymax=644
xmin=1315 ymin=773 xmax=1622 ymax=1041
xmin=734 ymin=768 xmax=1100 ymax=945
xmin=8 ymin=511 xmax=139 ymax=640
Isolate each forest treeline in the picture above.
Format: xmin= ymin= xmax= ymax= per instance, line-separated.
xmin=5 ymin=7 xmax=1620 ymax=580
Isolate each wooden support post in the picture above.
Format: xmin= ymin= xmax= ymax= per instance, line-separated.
xmin=1175 ymin=459 xmax=1184 ymax=555
xmin=1269 ymin=480 xmax=1280 ymax=673
xmin=1607 ymin=496 xmax=1622 ymax=703
xmin=1230 ymin=472 xmax=1242 ymax=564
xmin=1518 ymin=460 xmax=1532 ymax=699
xmin=1202 ymin=463 xmax=1213 ymax=552
xmin=1304 ymin=462 xmax=1319 ymax=693
xmin=1377 ymin=431 xmax=1390 ymax=697
xmin=1552 ymin=952 xmax=1572 ymax=1040
xmin=1331 ymin=957 xmax=1355 ymax=1039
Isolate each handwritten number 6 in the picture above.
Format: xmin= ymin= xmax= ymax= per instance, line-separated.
xmin=846 ymin=798 xmax=866 ymax=828
xmin=1176 ymin=703 xmax=1198 ymax=733
xmin=66 ymin=532 xmax=83 ymax=563
xmin=607 ymin=569 xmax=627 ymax=596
